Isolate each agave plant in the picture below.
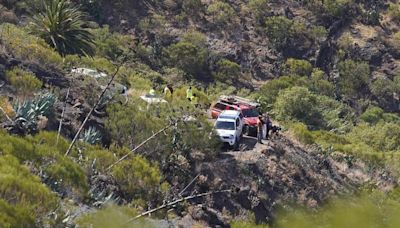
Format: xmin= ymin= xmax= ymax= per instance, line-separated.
xmin=31 ymin=0 xmax=94 ymax=56
xmin=32 ymin=92 xmax=57 ymax=116
xmin=80 ymin=126 xmax=102 ymax=145
xmin=9 ymin=93 xmax=56 ymax=135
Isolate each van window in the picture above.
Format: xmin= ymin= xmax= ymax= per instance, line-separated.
xmin=235 ymin=118 xmax=240 ymax=128
xmin=214 ymin=102 xmax=226 ymax=110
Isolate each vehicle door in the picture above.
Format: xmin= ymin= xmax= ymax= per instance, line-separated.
xmin=235 ymin=117 xmax=242 ymax=137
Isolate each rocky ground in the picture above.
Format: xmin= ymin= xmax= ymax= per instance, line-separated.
xmin=151 ymin=132 xmax=397 ymax=227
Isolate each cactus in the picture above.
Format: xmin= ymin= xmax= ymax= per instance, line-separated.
xmin=80 ymin=126 xmax=102 ymax=145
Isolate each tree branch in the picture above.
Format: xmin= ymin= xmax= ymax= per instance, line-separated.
xmin=125 ymin=189 xmax=231 ymax=224
xmin=179 ymin=173 xmax=200 ymax=197
xmin=56 ymin=87 xmax=70 ymax=145
xmin=0 ymin=106 xmax=12 ymax=122
xmin=65 ymin=61 xmax=125 ymax=156
xmin=105 ymin=122 xmax=175 ymax=171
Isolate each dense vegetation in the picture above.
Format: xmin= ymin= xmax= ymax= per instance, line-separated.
xmin=0 ymin=0 xmax=400 ymax=227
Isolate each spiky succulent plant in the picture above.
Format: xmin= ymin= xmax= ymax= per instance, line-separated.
xmin=80 ymin=126 xmax=102 ymax=145
xmin=10 ymin=93 xmax=56 ymax=135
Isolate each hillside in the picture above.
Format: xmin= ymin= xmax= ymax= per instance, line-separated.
xmin=0 ymin=0 xmax=400 ymax=227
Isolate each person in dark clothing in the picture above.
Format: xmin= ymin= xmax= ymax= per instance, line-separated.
xmin=167 ymin=84 xmax=174 ymax=95
xmin=257 ymin=115 xmax=264 ymax=144
xmin=265 ymin=114 xmax=272 ymax=140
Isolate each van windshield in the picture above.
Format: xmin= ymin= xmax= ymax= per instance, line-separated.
xmin=215 ymin=121 xmax=235 ymax=130
xmin=242 ymin=108 xmax=259 ymax=117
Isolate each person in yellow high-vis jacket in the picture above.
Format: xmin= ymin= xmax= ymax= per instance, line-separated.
xmin=186 ymin=86 xmax=193 ymax=101
xmin=149 ymin=88 xmax=156 ymax=96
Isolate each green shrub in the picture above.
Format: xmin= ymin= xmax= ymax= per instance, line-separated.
xmin=182 ymin=0 xmax=204 ymax=16
xmin=258 ymin=76 xmax=298 ymax=112
xmin=338 ymin=60 xmax=370 ymax=99
xmin=112 ymin=156 xmax=162 ymax=201
xmin=265 ymin=16 xmax=294 ymax=49
xmin=370 ymin=77 xmax=396 ymax=110
xmin=393 ymin=32 xmax=400 ymax=50
xmin=284 ymin=58 xmax=313 ymax=77
xmin=274 ymin=86 xmax=354 ymax=131
xmin=289 ymin=122 xmax=315 ymax=145
xmin=124 ymin=73 xmax=152 ymax=92
xmin=307 ymin=0 xmax=355 ymax=19
xmin=207 ymin=1 xmax=235 ymax=25
xmin=309 ymin=69 xmax=335 ymax=97
xmin=248 ymin=0 xmax=269 ymax=22
xmin=0 ymin=155 xmax=57 ymax=219
xmin=138 ymin=13 xmax=167 ymax=33
xmin=105 ymin=102 xmax=167 ymax=147
xmin=388 ymin=3 xmax=400 ymax=22
xmin=92 ymin=25 xmax=132 ymax=60
xmin=316 ymin=95 xmax=354 ymax=133
xmin=0 ymin=133 xmax=38 ymax=161
xmin=213 ymin=59 xmax=241 ymax=83
xmin=275 ymin=86 xmax=323 ymax=128
xmin=382 ymin=113 xmax=400 ymax=124
xmin=164 ymin=41 xmax=207 ymax=78
xmin=360 ymin=106 xmax=384 ymax=124
xmin=0 ymin=131 xmax=88 ymax=192
xmin=0 ymin=199 xmax=34 ymax=227
xmin=5 ymin=67 xmax=42 ymax=96
xmin=277 ymin=191 xmax=400 ymax=228
xmin=347 ymin=122 xmax=400 ymax=152
xmin=30 ymin=131 xmax=70 ymax=153
xmin=181 ymin=31 xmax=207 ymax=48
xmin=162 ymin=67 xmax=186 ymax=86
xmin=0 ymin=23 xmax=63 ymax=67
xmin=265 ymin=16 xmax=327 ymax=50
xmin=86 ymin=149 xmax=117 ymax=173
xmin=45 ymin=156 xmax=88 ymax=191
xmin=312 ymin=130 xmax=350 ymax=148
xmin=76 ymin=205 xmax=150 ymax=228
xmin=231 ymin=221 xmax=269 ymax=228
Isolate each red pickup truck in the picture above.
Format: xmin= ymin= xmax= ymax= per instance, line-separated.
xmin=210 ymin=96 xmax=260 ymax=135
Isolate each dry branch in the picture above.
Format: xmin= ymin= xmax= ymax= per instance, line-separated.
xmin=56 ymin=87 xmax=70 ymax=145
xmin=0 ymin=106 xmax=12 ymax=122
xmin=106 ymin=122 xmax=174 ymax=171
xmin=126 ymin=189 xmax=231 ymax=223
xmin=65 ymin=62 xmax=124 ymax=156
xmin=179 ymin=173 xmax=200 ymax=197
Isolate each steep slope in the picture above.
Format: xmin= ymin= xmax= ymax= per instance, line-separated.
xmin=169 ymin=133 xmax=396 ymax=226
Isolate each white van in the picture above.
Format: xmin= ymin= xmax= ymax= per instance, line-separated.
xmin=214 ymin=110 xmax=243 ymax=150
